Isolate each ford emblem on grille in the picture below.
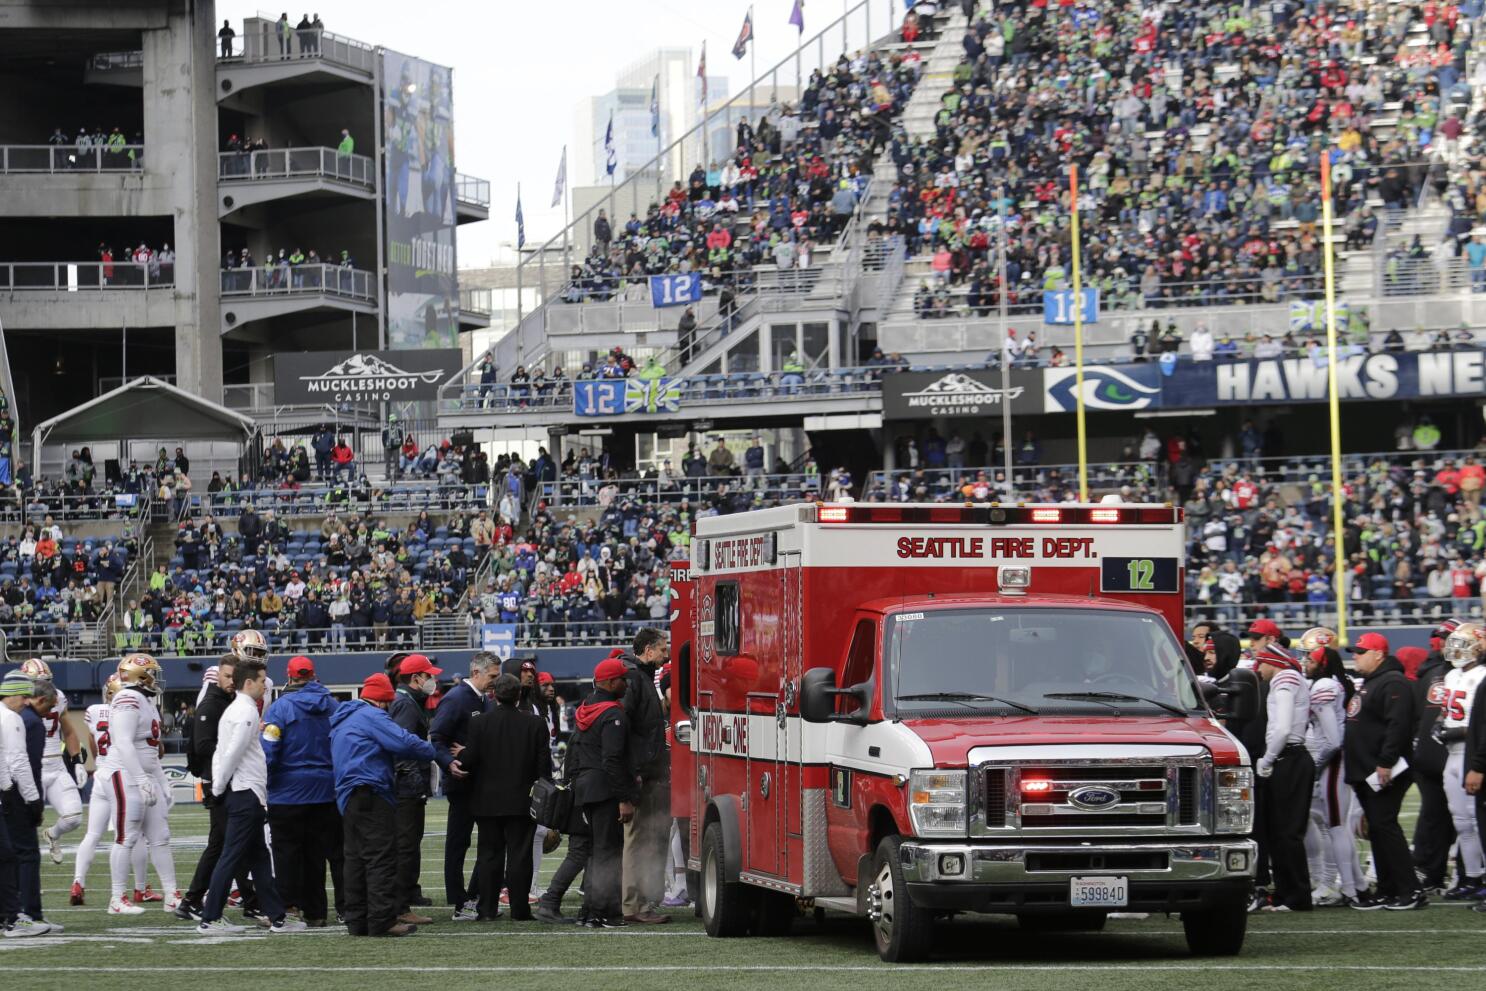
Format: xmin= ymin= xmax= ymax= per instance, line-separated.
xmin=1068 ymin=786 xmax=1121 ymax=811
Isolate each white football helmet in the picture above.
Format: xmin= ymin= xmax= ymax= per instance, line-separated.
xmin=19 ymin=658 xmax=53 ymax=683
xmin=1445 ymin=623 xmax=1486 ymax=669
xmin=1297 ymin=627 xmax=1337 ymax=653
xmin=117 ymin=653 xmax=163 ymax=693
xmin=230 ymin=629 xmax=269 ymax=661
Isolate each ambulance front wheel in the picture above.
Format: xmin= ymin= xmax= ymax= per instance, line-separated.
xmin=701 ymin=821 xmax=752 ymax=937
xmin=1181 ymin=895 xmax=1248 ymax=956
xmin=869 ymin=835 xmax=933 ymax=963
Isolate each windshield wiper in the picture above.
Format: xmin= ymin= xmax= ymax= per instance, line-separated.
xmin=898 ymin=692 xmax=1038 ymax=715
xmin=1042 ymin=691 xmax=1189 ymax=718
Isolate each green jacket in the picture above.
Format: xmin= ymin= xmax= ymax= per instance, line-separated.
xmin=337 ymin=134 xmax=355 ymax=156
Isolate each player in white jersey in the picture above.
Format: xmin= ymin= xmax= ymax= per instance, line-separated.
xmin=1439 ymin=623 xmax=1486 ymax=899
xmin=70 ymin=675 xmax=150 ymax=905
xmin=105 ymin=653 xmax=181 ymax=915
xmin=17 ymin=659 xmax=87 ymax=868
xmin=1297 ymin=630 xmax=1363 ymax=905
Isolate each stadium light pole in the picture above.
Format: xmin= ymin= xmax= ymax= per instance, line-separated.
xmin=1069 ymin=164 xmax=1088 ymax=502
xmin=1320 ymin=154 xmax=1349 ymax=643
xmin=996 ymin=183 xmax=1012 ymax=487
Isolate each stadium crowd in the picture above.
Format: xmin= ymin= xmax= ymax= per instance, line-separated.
xmin=882 ymin=0 xmax=1484 ymax=318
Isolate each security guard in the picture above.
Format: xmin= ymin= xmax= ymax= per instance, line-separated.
xmin=262 ymin=656 xmax=342 ymax=926
xmin=388 ymin=653 xmax=442 ymax=924
xmin=570 ymin=658 xmax=637 ymax=928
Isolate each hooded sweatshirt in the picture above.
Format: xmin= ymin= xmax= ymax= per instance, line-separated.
xmin=329 ymin=698 xmax=445 ymax=813
xmin=262 ymin=680 xmax=339 ymax=805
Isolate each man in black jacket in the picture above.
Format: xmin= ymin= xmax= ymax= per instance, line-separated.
xmin=1411 ymin=620 xmax=1459 ymax=891
xmin=461 ymin=674 xmax=551 ymax=921
xmin=571 ymin=658 xmax=636 ymax=928
xmin=1465 ymin=668 xmax=1486 ymax=912
xmin=177 ymin=656 xmax=259 ymax=922
xmin=387 ymin=653 xmax=441 ymax=925
xmin=1344 ymin=633 xmax=1423 ymax=910
xmin=429 ymin=652 xmax=498 ymax=920
xmin=618 ymin=629 xmax=670 ymax=924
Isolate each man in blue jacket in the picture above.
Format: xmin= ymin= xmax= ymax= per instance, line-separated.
xmin=331 ymin=673 xmax=461 ymax=937
xmin=428 ymin=652 xmax=498 ymax=920
xmin=262 ymin=656 xmax=342 ymax=927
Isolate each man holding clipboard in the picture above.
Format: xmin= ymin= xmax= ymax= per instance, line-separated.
xmin=1344 ymin=633 xmax=1424 ymax=910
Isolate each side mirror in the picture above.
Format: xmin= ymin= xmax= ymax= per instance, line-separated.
xmin=800 ymin=667 xmax=872 ymax=725
xmin=1203 ymin=667 xmax=1259 ymax=722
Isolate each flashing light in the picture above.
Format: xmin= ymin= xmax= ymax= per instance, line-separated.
xmin=817 ymin=506 xmax=850 ymax=523
xmin=810 ymin=505 xmax=1182 ymax=525
xmin=1021 ymin=779 xmax=1054 ymax=794
xmin=1029 ymin=508 xmax=1062 ymax=523
xmin=1089 ymin=508 xmax=1122 ymax=523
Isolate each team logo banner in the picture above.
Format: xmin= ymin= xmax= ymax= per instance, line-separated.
xmin=481 ymin=624 xmax=516 ymax=660
xmin=574 ymin=377 xmax=684 ymax=416
xmin=1042 ymin=364 xmax=1162 ymax=412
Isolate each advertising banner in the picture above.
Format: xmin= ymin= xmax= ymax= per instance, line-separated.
xmin=1041 ymin=363 xmax=1162 ymax=412
xmin=1160 ymin=351 xmax=1486 ymax=408
xmin=481 ymin=624 xmax=516 ymax=660
xmin=382 ymin=50 xmax=458 ymax=350
xmin=1042 ymin=288 xmax=1099 ymax=325
xmin=650 ymin=273 xmax=704 ymax=308
xmin=274 ymin=349 xmax=462 ymax=404
xmin=883 ymin=368 xmax=1043 ymax=420
xmin=574 ymin=377 xmax=684 ymax=416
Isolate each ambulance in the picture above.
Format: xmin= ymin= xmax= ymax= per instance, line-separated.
xmin=668 ymin=503 xmax=1258 ymax=962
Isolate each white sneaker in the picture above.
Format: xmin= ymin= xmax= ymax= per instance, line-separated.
xmin=38 ymin=919 xmax=63 ymax=934
xmin=196 ymin=918 xmax=247 ymax=935
xmin=4 ymin=915 xmax=53 ymax=938
xmin=108 ymin=896 xmax=145 ymax=916
xmin=46 ymin=830 xmax=62 ymax=865
xmin=270 ymin=917 xmax=308 ymax=933
xmin=451 ymin=901 xmax=479 ymax=921
xmin=163 ymin=890 xmax=184 ymax=913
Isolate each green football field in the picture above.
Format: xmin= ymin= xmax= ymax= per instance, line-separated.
xmin=6 ymin=799 xmax=1483 ymax=991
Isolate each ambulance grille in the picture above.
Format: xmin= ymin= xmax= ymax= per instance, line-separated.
xmin=983 ymin=769 xmax=1007 ymax=827
xmin=1178 ymin=767 xmax=1199 ymax=825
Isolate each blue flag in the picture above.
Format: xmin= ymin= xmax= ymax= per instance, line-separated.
xmin=649 ymin=75 xmax=659 ymax=138
xmin=604 ymin=114 xmax=616 ymax=177
xmin=789 ymin=0 xmax=804 ymax=34
xmin=733 ymin=8 xmax=754 ymax=58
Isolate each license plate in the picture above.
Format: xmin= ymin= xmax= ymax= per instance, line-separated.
xmin=1070 ymin=875 xmax=1129 ymax=908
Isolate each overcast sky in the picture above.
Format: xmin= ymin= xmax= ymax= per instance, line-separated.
xmin=222 ymin=1 xmax=889 ymax=267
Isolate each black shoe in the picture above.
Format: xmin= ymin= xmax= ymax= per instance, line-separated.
xmin=1444 ymin=879 xmax=1483 ymax=901
xmin=534 ymin=904 xmax=570 ymax=924
xmin=598 ymin=917 xmax=628 ymax=929
xmin=1385 ymin=891 xmax=1428 ymax=911
xmin=1350 ymin=892 xmax=1389 ymax=911
xmin=174 ymin=901 xmax=203 ymax=922
xmin=241 ymin=907 xmax=272 ymax=928
xmin=580 ymin=917 xmax=604 ymax=929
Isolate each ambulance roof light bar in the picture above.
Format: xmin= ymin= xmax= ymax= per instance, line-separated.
xmin=813 ymin=504 xmax=1181 ymax=525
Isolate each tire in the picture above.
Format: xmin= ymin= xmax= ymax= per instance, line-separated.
xmin=700 ymin=821 xmax=752 ymax=937
xmin=1018 ymin=911 xmax=1108 ymax=932
xmin=752 ymin=889 xmax=796 ymax=936
xmin=869 ymin=835 xmax=934 ymax=962
xmin=1181 ymin=897 xmax=1248 ymax=956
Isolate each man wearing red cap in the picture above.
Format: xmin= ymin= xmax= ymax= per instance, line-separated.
xmin=388 ymin=653 xmax=442 ymax=925
xmin=1251 ymin=644 xmax=1314 ymax=912
xmin=261 ymin=657 xmax=343 ymax=927
xmin=569 ymin=658 xmax=637 ymax=928
xmin=330 ymin=673 xmax=463 ymax=936
xmin=1344 ymin=632 xmax=1424 ymax=910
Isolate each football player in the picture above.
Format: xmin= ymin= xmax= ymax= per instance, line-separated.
xmin=19 ymin=659 xmax=86 ymax=866
xmin=230 ymin=629 xmax=269 ymax=663
xmin=1439 ymin=623 xmax=1486 ymax=899
xmin=105 ymin=653 xmax=181 ymax=914
xmin=1298 ymin=629 xmax=1362 ymax=906
xmin=70 ymin=675 xmax=149 ymax=905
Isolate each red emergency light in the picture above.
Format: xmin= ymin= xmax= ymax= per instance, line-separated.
xmin=814 ymin=505 xmax=1181 ymax=525
xmin=1021 ymin=779 xmax=1054 ymax=794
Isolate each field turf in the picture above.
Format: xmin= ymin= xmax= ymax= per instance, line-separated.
xmin=5 ymin=799 xmax=1483 ymax=991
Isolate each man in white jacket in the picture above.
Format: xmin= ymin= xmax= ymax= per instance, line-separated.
xmin=197 ymin=657 xmax=304 ymax=936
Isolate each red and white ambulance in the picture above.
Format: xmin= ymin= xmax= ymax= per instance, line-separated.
xmin=668 ymin=503 xmax=1258 ymax=962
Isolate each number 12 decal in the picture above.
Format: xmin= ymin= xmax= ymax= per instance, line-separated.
xmin=1127 ymin=559 xmax=1156 ymax=591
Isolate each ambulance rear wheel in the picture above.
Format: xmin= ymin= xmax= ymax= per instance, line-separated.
xmin=701 ymin=821 xmax=751 ymax=937
xmin=1181 ymin=897 xmax=1247 ymax=956
xmin=870 ymin=835 xmax=933 ymax=963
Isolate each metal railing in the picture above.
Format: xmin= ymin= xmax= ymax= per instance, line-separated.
xmin=219 ymin=264 xmax=375 ymax=300
xmin=532 ymin=471 xmax=824 ymax=508
xmin=89 ymin=51 xmax=143 ymax=71
xmin=447 ymin=364 xmax=885 ymax=413
xmin=130 ymin=623 xmax=429 ymax=657
xmin=1197 ymin=447 xmax=1486 ymax=484
xmin=467 ymin=618 xmax=670 ymax=647
xmin=190 ymin=480 xmax=492 ymax=516
xmin=460 ymin=287 xmax=493 ymax=315
xmin=0 ymin=261 xmax=172 ymax=291
xmin=1184 ymin=598 xmax=1481 ymax=631
xmin=866 ymin=461 xmax=1170 ymax=499
xmin=0 ymin=490 xmax=153 ymax=526
xmin=455 ymin=173 xmax=490 ymax=209
xmin=0 ymin=145 xmax=144 ymax=174
xmin=218 ymin=146 xmax=374 ymax=186
xmin=223 ymin=25 xmax=377 ymax=74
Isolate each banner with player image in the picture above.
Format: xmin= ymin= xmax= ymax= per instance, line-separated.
xmin=382 ymin=49 xmax=458 ymax=350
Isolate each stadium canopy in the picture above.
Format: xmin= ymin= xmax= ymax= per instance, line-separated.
xmin=30 ymin=376 xmax=255 ymax=472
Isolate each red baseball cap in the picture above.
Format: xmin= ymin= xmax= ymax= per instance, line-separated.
xmin=537 ymin=671 xmax=554 ymax=686
xmin=398 ymin=654 xmax=442 ymax=677
xmin=361 ymin=673 xmax=395 ymax=703
xmin=593 ymin=658 xmax=627 ymax=682
xmin=1348 ymin=632 xmax=1390 ymax=655
xmin=1247 ymin=619 xmax=1283 ymax=638
xmin=287 ymin=656 xmax=315 ymax=679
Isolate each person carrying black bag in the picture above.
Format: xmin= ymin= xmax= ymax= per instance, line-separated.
xmin=460 ymin=675 xmax=551 ymax=922
xmin=569 ymin=658 xmax=636 ymax=928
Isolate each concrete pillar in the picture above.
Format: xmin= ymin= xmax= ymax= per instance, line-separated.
xmin=142 ymin=4 xmax=223 ymax=401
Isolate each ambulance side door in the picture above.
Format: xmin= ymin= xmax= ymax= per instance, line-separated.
xmin=823 ymin=617 xmax=880 ymax=884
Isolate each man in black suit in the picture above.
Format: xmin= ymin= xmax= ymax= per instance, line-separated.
xmin=429 ymin=652 xmax=498 ymax=920
xmin=460 ymin=674 xmax=552 ymax=922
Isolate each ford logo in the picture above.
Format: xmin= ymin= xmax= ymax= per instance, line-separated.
xmin=1068 ymin=786 xmax=1121 ymax=811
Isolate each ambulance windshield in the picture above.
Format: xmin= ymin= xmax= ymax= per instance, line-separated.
xmin=885 ymin=607 xmax=1200 ymax=715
